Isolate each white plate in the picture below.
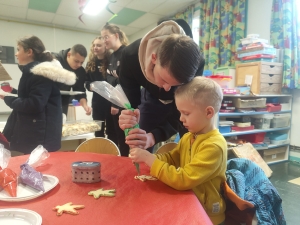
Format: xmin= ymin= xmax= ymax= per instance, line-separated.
xmin=60 ymin=90 xmax=85 ymax=95
xmin=0 ymin=175 xmax=59 ymax=202
xmin=0 ymin=208 xmax=42 ymax=225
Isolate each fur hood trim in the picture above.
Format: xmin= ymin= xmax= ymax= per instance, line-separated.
xmin=30 ymin=60 xmax=76 ymax=85
xmin=138 ymin=21 xmax=185 ymax=85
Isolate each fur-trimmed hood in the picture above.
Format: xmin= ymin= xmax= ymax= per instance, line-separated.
xmin=30 ymin=59 xmax=76 ymax=85
xmin=138 ymin=20 xmax=185 ymax=85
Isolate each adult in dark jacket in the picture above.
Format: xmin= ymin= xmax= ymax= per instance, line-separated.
xmin=53 ymin=45 xmax=92 ymax=116
xmin=101 ymin=23 xmax=130 ymax=156
xmin=85 ymin=37 xmax=111 ymax=138
xmin=0 ymin=36 xmax=76 ymax=154
xmin=119 ymin=20 xmax=205 ymax=151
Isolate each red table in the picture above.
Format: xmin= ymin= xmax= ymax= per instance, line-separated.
xmin=0 ymin=152 xmax=212 ymax=225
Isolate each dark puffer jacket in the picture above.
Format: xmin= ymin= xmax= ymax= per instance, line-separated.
xmin=3 ymin=60 xmax=76 ymax=154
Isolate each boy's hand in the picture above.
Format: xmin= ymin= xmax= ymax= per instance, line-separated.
xmin=125 ymin=129 xmax=155 ymax=149
xmin=119 ymin=109 xmax=140 ymax=131
xmin=129 ymin=148 xmax=156 ymax=167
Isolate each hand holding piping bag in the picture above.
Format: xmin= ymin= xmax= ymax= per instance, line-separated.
xmin=90 ymin=81 xmax=140 ymax=175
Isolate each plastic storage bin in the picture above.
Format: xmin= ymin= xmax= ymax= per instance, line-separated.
xmin=219 ymin=126 xmax=231 ymax=133
xmin=240 ymin=132 xmax=266 ymax=143
xmin=270 ymin=114 xmax=291 ymax=128
xmin=250 ymin=114 xmax=274 ymax=129
xmin=233 ymin=98 xmax=267 ymax=108
xmin=207 ymin=75 xmax=232 ymax=88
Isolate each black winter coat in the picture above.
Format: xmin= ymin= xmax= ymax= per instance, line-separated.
xmin=3 ymin=61 xmax=76 ymax=154
xmin=53 ymin=49 xmax=87 ymax=114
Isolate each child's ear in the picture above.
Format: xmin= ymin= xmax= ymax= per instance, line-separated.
xmin=206 ymin=106 xmax=215 ymax=118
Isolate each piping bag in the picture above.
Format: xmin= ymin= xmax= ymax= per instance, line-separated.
xmin=0 ymin=143 xmax=17 ymax=197
xmin=90 ymin=81 xmax=140 ymax=175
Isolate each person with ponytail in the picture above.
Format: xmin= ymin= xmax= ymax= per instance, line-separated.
xmin=100 ymin=23 xmax=130 ymax=156
xmin=0 ymin=35 xmax=76 ymax=154
xmin=85 ymin=37 xmax=111 ymax=138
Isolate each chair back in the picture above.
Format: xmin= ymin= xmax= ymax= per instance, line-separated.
xmin=156 ymin=142 xmax=177 ymax=154
xmin=75 ymin=137 xmax=120 ymax=156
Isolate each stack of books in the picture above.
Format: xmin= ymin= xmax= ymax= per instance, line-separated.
xmin=237 ymin=34 xmax=276 ymax=63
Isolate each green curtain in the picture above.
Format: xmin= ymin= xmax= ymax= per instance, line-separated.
xmin=270 ymin=0 xmax=300 ymax=89
xmin=199 ymin=0 xmax=246 ymax=71
xmin=174 ymin=5 xmax=195 ymax=28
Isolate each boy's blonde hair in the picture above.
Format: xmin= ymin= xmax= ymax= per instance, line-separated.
xmin=174 ymin=76 xmax=223 ymax=114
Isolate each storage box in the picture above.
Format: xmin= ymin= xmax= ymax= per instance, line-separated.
xmin=263 ymin=147 xmax=287 ymax=163
xmin=207 ymin=75 xmax=232 ymax=88
xmin=219 ymin=125 xmax=231 ymax=133
xmin=214 ymin=66 xmax=236 ymax=88
xmin=235 ymin=62 xmax=283 ymax=94
xmin=266 ymin=103 xmax=281 ymax=112
xmin=270 ymin=139 xmax=290 ymax=145
xmin=270 ymin=114 xmax=291 ymax=128
xmin=240 ymin=132 xmax=266 ymax=143
xmin=250 ymin=114 xmax=274 ymax=129
xmin=72 ymin=161 xmax=101 ymax=183
xmin=233 ymin=98 xmax=266 ymax=108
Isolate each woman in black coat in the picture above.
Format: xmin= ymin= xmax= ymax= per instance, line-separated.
xmin=0 ymin=36 xmax=76 ymax=154
xmin=85 ymin=37 xmax=111 ymax=138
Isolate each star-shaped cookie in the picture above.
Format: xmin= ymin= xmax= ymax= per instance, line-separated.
xmin=53 ymin=202 xmax=85 ymax=216
xmin=134 ymin=175 xmax=157 ymax=182
xmin=88 ymin=188 xmax=116 ymax=199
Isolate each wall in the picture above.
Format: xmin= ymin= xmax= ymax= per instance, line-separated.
xmin=128 ymin=23 xmax=157 ymax=42
xmin=247 ymin=0 xmax=273 ymax=41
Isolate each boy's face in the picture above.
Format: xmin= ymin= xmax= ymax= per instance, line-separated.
xmin=67 ymin=52 xmax=85 ymax=70
xmin=151 ymin=53 xmax=181 ymax=91
xmin=176 ymin=96 xmax=214 ymax=134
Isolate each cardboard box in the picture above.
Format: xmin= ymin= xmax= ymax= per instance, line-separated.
xmin=233 ymin=98 xmax=266 ymax=108
xmin=263 ymin=147 xmax=287 ymax=163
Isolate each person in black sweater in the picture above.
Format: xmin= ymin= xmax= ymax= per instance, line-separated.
xmin=118 ymin=19 xmax=205 ymax=152
xmin=53 ymin=44 xmax=92 ymax=116
xmin=85 ymin=37 xmax=111 ymax=138
xmin=101 ymin=23 xmax=130 ymax=156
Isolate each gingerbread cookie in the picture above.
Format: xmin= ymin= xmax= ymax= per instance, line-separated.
xmin=88 ymin=188 xmax=116 ymax=199
xmin=53 ymin=202 xmax=85 ymax=216
xmin=134 ymin=175 xmax=157 ymax=182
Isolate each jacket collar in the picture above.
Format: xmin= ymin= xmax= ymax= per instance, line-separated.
xmin=30 ymin=59 xmax=76 ymax=85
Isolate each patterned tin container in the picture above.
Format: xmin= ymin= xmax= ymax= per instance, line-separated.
xmin=71 ymin=161 xmax=101 ymax=183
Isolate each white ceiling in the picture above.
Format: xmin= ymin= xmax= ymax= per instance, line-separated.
xmin=0 ymin=0 xmax=198 ymax=36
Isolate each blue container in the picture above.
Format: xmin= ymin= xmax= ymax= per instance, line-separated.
xmin=203 ymin=70 xmax=213 ymax=77
xmin=218 ymin=126 xmax=231 ymax=134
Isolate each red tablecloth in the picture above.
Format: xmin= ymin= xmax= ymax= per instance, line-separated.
xmin=0 ymin=152 xmax=212 ymax=225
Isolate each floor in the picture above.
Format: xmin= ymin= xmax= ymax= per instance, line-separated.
xmin=269 ymin=161 xmax=300 ymax=224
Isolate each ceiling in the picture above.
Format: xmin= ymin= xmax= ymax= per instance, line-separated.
xmin=0 ymin=0 xmax=197 ymax=36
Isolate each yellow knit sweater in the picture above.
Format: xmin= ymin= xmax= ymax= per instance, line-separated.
xmin=151 ymin=129 xmax=227 ymax=225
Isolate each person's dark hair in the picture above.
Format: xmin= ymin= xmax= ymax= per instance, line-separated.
xmin=70 ymin=44 xmax=87 ymax=58
xmin=86 ymin=36 xmax=111 ymax=75
xmin=101 ymin=23 xmax=129 ymax=46
xmin=157 ymin=18 xmax=193 ymax=39
xmin=17 ymin=35 xmax=53 ymax=62
xmin=157 ymin=34 xmax=202 ymax=83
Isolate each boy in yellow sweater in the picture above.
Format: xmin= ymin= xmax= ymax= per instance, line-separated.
xmin=129 ymin=76 xmax=227 ymax=225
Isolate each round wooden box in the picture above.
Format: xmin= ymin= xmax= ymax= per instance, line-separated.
xmin=71 ymin=161 xmax=101 ymax=183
